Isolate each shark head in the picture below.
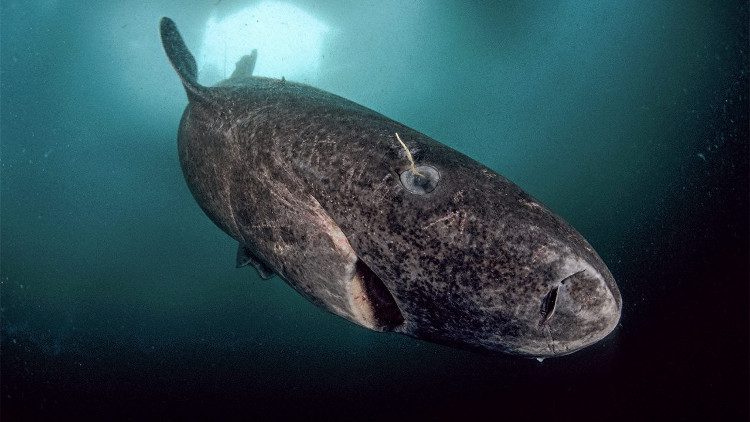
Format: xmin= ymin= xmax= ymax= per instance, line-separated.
xmin=334 ymin=151 xmax=623 ymax=357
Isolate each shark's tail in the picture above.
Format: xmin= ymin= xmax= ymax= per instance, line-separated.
xmin=160 ymin=17 xmax=206 ymax=102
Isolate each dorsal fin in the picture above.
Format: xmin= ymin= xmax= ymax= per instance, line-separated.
xmin=230 ymin=50 xmax=258 ymax=79
xmin=159 ymin=17 xmax=206 ymax=102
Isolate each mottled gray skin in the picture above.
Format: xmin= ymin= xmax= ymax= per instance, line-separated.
xmin=160 ymin=18 xmax=622 ymax=357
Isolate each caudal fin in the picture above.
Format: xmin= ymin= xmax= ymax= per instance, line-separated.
xmin=159 ymin=17 xmax=204 ymax=101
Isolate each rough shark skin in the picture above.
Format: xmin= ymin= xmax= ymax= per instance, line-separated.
xmin=160 ymin=17 xmax=622 ymax=357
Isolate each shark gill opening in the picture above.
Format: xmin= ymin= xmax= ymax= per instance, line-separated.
xmin=349 ymin=260 xmax=404 ymax=331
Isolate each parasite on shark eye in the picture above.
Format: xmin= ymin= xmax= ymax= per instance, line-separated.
xmin=400 ymin=165 xmax=439 ymax=194
xmin=394 ymin=133 xmax=440 ymax=194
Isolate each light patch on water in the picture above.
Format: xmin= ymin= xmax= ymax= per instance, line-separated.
xmin=197 ymin=1 xmax=329 ymax=86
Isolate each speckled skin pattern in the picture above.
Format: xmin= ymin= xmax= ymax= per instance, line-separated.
xmin=163 ymin=18 xmax=622 ymax=357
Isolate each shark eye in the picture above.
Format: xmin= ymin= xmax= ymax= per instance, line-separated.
xmin=399 ymin=165 xmax=440 ymax=194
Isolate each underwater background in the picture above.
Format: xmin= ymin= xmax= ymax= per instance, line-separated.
xmin=1 ymin=0 xmax=747 ymax=420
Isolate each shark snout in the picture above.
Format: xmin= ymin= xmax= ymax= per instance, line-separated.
xmin=536 ymin=266 xmax=621 ymax=356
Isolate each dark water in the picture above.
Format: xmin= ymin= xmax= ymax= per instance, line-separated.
xmin=1 ymin=1 xmax=747 ymax=420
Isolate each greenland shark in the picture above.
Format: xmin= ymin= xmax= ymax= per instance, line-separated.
xmin=160 ymin=17 xmax=622 ymax=357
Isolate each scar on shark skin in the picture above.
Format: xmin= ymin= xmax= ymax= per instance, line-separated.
xmin=395 ymin=132 xmax=423 ymax=177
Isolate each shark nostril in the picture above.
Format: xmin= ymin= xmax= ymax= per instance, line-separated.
xmin=539 ymin=286 xmax=559 ymax=327
xmin=559 ymin=269 xmax=585 ymax=285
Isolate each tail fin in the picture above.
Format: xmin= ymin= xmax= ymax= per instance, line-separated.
xmin=160 ymin=17 xmax=205 ymax=101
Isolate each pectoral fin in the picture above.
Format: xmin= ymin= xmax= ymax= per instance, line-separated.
xmin=236 ymin=244 xmax=275 ymax=280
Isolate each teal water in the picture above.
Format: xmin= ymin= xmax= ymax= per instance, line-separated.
xmin=1 ymin=1 xmax=747 ymax=419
